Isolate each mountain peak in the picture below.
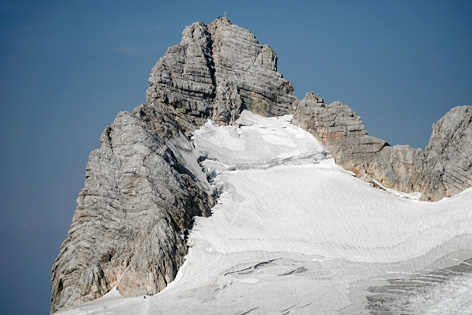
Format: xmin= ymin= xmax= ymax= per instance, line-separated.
xmin=209 ymin=16 xmax=232 ymax=28
xmin=51 ymin=18 xmax=472 ymax=313
xmin=146 ymin=18 xmax=298 ymax=136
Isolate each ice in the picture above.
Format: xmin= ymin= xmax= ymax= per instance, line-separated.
xmin=372 ymin=179 xmax=422 ymax=200
xmin=59 ymin=111 xmax=472 ymax=314
xmin=192 ymin=111 xmax=328 ymax=169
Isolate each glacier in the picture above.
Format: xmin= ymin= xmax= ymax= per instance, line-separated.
xmin=57 ymin=111 xmax=472 ymax=314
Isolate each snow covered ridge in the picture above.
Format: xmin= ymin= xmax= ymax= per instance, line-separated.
xmin=58 ymin=111 xmax=472 ymax=314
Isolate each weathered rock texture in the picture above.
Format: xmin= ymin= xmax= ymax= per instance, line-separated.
xmin=422 ymin=106 xmax=472 ymax=201
xmin=51 ymin=17 xmax=299 ymax=313
xmin=146 ymin=17 xmax=298 ymax=134
xmin=359 ymin=145 xmax=425 ymax=194
xmin=52 ymin=17 xmax=472 ymax=314
xmin=50 ymin=112 xmax=213 ymax=313
xmin=293 ymin=93 xmax=387 ymax=168
xmin=293 ymin=92 xmax=472 ymax=201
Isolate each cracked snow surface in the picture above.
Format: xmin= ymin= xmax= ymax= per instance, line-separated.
xmin=58 ymin=111 xmax=472 ymax=314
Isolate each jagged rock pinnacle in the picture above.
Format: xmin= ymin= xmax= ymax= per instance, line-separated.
xmin=145 ymin=17 xmax=298 ymax=136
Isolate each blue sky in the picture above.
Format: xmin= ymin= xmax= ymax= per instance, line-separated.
xmin=0 ymin=0 xmax=471 ymax=313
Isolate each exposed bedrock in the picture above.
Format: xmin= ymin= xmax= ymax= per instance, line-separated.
xmin=293 ymin=92 xmax=472 ymax=201
xmin=52 ymin=17 xmax=471 ymax=313
xmin=293 ymin=92 xmax=387 ymax=167
xmin=52 ymin=17 xmax=299 ymax=313
xmin=50 ymin=112 xmax=213 ymax=313
xmin=422 ymin=106 xmax=472 ymax=201
xmin=146 ymin=17 xmax=298 ymax=133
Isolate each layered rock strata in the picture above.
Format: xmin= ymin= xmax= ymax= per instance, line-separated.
xmin=146 ymin=17 xmax=298 ymax=134
xmin=50 ymin=112 xmax=213 ymax=313
xmin=422 ymin=106 xmax=472 ymax=201
xmin=293 ymin=92 xmax=472 ymax=201
xmin=52 ymin=17 xmax=472 ymax=314
xmin=51 ymin=17 xmax=299 ymax=313
xmin=293 ymin=93 xmax=387 ymax=168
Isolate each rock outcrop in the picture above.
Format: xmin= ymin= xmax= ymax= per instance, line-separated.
xmin=358 ymin=144 xmax=425 ymax=194
xmin=50 ymin=112 xmax=213 ymax=313
xmin=146 ymin=17 xmax=298 ymax=135
xmin=293 ymin=92 xmax=472 ymax=201
xmin=293 ymin=93 xmax=387 ymax=169
xmin=52 ymin=17 xmax=472 ymax=313
xmin=51 ymin=17 xmax=299 ymax=313
xmin=422 ymin=106 xmax=472 ymax=201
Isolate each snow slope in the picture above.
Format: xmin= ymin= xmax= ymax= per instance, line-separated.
xmin=58 ymin=111 xmax=472 ymax=314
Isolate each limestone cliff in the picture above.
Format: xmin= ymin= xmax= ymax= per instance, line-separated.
xmin=293 ymin=92 xmax=471 ymax=201
xmin=145 ymin=17 xmax=298 ymax=135
xmin=50 ymin=112 xmax=213 ymax=313
xmin=51 ymin=17 xmax=298 ymax=313
xmin=292 ymin=93 xmax=387 ymax=168
xmin=422 ymin=106 xmax=472 ymax=201
xmin=52 ymin=17 xmax=472 ymax=313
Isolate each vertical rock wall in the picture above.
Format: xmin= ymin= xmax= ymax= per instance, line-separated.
xmin=50 ymin=112 xmax=213 ymax=313
xmin=422 ymin=106 xmax=472 ymax=201
xmin=145 ymin=17 xmax=299 ymax=134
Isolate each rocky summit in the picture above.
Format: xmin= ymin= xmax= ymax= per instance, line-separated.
xmin=51 ymin=17 xmax=472 ymax=313
xmin=51 ymin=17 xmax=298 ymax=313
xmin=145 ymin=17 xmax=298 ymax=137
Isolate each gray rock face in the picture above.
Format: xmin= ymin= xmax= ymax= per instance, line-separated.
xmin=422 ymin=106 xmax=472 ymax=201
xmin=146 ymin=21 xmax=216 ymax=132
xmin=207 ymin=18 xmax=298 ymax=117
xmin=293 ymin=92 xmax=472 ymax=200
xmin=358 ymin=144 xmax=425 ymax=194
xmin=52 ymin=17 xmax=471 ymax=314
xmin=293 ymin=92 xmax=387 ymax=169
xmin=52 ymin=17 xmax=299 ymax=313
xmin=50 ymin=112 xmax=213 ymax=313
xmin=146 ymin=17 xmax=298 ymax=133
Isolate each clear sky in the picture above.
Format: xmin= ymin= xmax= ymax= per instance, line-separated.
xmin=0 ymin=0 xmax=470 ymax=314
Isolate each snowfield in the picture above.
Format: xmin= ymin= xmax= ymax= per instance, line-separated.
xmin=58 ymin=111 xmax=472 ymax=314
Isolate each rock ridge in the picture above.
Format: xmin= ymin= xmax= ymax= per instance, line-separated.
xmin=50 ymin=112 xmax=214 ymax=313
xmin=293 ymin=92 xmax=472 ymax=201
xmin=51 ymin=17 xmax=300 ymax=313
xmin=51 ymin=17 xmax=472 ymax=313
xmin=146 ymin=17 xmax=299 ymax=137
